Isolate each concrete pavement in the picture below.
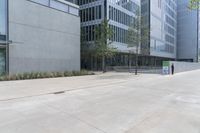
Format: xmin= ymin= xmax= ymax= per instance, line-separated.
xmin=0 ymin=71 xmax=200 ymax=133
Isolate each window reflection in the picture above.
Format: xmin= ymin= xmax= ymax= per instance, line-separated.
xmin=0 ymin=0 xmax=6 ymax=38
xmin=30 ymin=0 xmax=79 ymax=16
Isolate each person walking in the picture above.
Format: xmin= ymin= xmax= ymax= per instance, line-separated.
xmin=171 ymin=63 xmax=174 ymax=75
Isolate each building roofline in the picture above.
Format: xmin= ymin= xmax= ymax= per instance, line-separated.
xmin=57 ymin=0 xmax=79 ymax=8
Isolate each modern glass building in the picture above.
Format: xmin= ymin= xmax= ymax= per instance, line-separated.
xmin=79 ymin=0 xmax=178 ymax=70
xmin=177 ymin=0 xmax=200 ymax=62
xmin=0 ymin=0 xmax=80 ymax=74
xmin=79 ymin=0 xmax=142 ymax=70
xmin=142 ymin=0 xmax=177 ymax=59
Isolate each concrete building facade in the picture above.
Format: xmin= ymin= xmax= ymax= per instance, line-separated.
xmin=0 ymin=0 xmax=80 ymax=74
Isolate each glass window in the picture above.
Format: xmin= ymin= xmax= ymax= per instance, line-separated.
xmin=50 ymin=0 xmax=69 ymax=12
xmin=0 ymin=0 xmax=6 ymax=36
xmin=69 ymin=6 xmax=79 ymax=16
xmin=29 ymin=0 xmax=79 ymax=16
xmin=31 ymin=0 xmax=49 ymax=6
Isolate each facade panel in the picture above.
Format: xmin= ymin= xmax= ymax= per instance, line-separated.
xmin=8 ymin=0 xmax=80 ymax=74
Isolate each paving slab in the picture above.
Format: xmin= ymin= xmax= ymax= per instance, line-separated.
xmin=0 ymin=71 xmax=200 ymax=133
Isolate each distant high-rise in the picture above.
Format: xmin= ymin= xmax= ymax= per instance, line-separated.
xmin=177 ymin=0 xmax=200 ymax=62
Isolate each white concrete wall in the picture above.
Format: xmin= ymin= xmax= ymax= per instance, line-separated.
xmin=8 ymin=0 xmax=80 ymax=74
xmin=169 ymin=61 xmax=200 ymax=74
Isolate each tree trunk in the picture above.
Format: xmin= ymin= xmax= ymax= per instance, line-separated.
xmin=135 ymin=54 xmax=138 ymax=75
xmin=94 ymin=56 xmax=97 ymax=71
xmin=105 ymin=56 xmax=107 ymax=72
xmin=90 ymin=55 xmax=93 ymax=70
xmin=129 ymin=52 xmax=132 ymax=73
xmin=102 ymin=56 xmax=106 ymax=73
xmin=135 ymin=46 xmax=139 ymax=75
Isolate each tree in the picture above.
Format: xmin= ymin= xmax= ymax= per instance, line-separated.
xmin=94 ymin=19 xmax=116 ymax=72
xmin=127 ymin=10 xmax=150 ymax=75
xmin=189 ymin=0 xmax=200 ymax=9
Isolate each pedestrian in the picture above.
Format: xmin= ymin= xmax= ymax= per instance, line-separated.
xmin=171 ymin=63 xmax=174 ymax=75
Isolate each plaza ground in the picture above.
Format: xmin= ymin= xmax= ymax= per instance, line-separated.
xmin=0 ymin=71 xmax=200 ymax=133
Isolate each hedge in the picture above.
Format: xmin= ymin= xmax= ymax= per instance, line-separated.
xmin=0 ymin=70 xmax=94 ymax=81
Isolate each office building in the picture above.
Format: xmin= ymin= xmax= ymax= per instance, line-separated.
xmin=177 ymin=0 xmax=200 ymax=62
xmin=79 ymin=0 xmax=142 ymax=70
xmin=79 ymin=0 xmax=178 ymax=70
xmin=142 ymin=0 xmax=177 ymax=60
xmin=0 ymin=0 xmax=80 ymax=74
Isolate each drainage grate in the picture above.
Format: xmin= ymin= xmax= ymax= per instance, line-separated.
xmin=53 ymin=91 xmax=65 ymax=95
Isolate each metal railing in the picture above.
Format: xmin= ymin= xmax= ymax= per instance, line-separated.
xmin=107 ymin=66 xmax=162 ymax=74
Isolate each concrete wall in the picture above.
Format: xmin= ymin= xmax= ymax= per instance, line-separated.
xmin=8 ymin=0 xmax=80 ymax=74
xmin=169 ymin=61 xmax=200 ymax=74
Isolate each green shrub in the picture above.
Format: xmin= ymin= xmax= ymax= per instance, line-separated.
xmin=9 ymin=75 xmax=17 ymax=81
xmin=23 ymin=73 xmax=30 ymax=79
xmin=0 ymin=70 xmax=93 ymax=81
xmin=49 ymin=72 xmax=54 ymax=78
xmin=64 ymin=71 xmax=72 ymax=77
xmin=55 ymin=72 xmax=63 ymax=77
xmin=80 ymin=69 xmax=90 ymax=75
xmin=72 ymin=71 xmax=79 ymax=76
xmin=36 ymin=73 xmax=40 ymax=78
xmin=0 ymin=76 xmax=4 ymax=81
